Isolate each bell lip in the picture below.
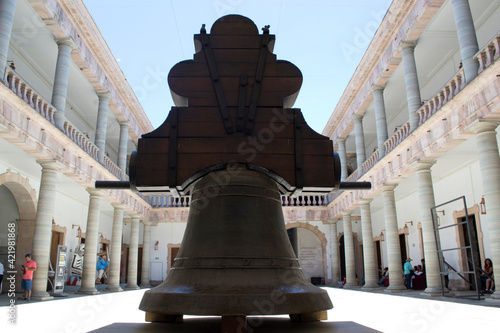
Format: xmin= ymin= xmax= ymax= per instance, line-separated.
xmin=139 ymin=289 xmax=333 ymax=316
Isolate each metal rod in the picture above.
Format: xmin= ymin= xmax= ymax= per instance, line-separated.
xmin=95 ymin=181 xmax=131 ymax=189
xmin=339 ymin=181 xmax=372 ymax=190
xmin=436 ymin=220 xmax=468 ymax=231
xmin=438 ymin=246 xmax=472 ymax=252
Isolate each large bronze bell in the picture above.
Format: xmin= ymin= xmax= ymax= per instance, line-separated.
xmin=139 ymin=165 xmax=332 ymax=317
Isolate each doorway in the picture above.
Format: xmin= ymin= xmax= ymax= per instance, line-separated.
xmin=457 ymin=215 xmax=481 ymax=290
xmin=399 ymin=234 xmax=407 ymax=266
xmin=339 ymin=235 xmax=345 ymax=280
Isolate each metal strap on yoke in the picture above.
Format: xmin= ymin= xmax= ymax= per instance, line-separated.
xmin=168 ymin=107 xmax=179 ymax=197
xmin=237 ymin=73 xmax=248 ymax=132
xmin=244 ymin=25 xmax=271 ymax=135
xmin=294 ymin=109 xmax=304 ymax=193
xmin=200 ymin=24 xmax=234 ymax=134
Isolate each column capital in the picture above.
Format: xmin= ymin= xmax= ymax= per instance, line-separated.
xmin=326 ymin=219 xmax=339 ymax=224
xmin=86 ymin=188 xmax=102 ymax=197
xmin=97 ymin=92 xmax=111 ymax=100
xmin=111 ymin=203 xmax=126 ymax=210
xmin=130 ymin=214 xmax=142 ymax=221
xmin=400 ymin=41 xmax=418 ymax=52
xmin=119 ymin=121 xmax=129 ymax=127
xmin=353 ymin=114 xmax=364 ymax=121
xmin=467 ymin=119 xmax=500 ymax=134
xmin=336 ymin=136 xmax=347 ymax=143
xmin=142 ymin=221 xmax=153 ymax=226
xmin=341 ymin=211 xmax=352 ymax=217
xmin=412 ymin=160 xmax=436 ymax=172
xmin=381 ymin=183 xmax=397 ymax=192
xmin=370 ymin=85 xmax=385 ymax=93
xmin=358 ymin=198 xmax=373 ymax=205
xmin=55 ymin=38 xmax=75 ymax=49
xmin=36 ymin=159 xmax=64 ymax=170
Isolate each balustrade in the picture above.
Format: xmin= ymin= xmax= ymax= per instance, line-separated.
xmin=2 ymin=67 xmax=122 ymax=179
xmin=474 ymin=32 xmax=500 ymax=74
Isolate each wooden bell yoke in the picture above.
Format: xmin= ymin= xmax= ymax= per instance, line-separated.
xmin=96 ymin=15 xmax=370 ymax=195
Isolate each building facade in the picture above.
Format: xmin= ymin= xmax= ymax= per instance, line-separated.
xmin=0 ymin=0 xmax=499 ymax=301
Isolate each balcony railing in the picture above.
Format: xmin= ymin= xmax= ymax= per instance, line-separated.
xmin=281 ymin=195 xmax=329 ymax=207
xmin=2 ymin=67 xmax=122 ymax=179
xmin=338 ymin=32 xmax=500 ymax=182
xmin=475 ymin=31 xmax=500 ymax=74
xmin=417 ymin=68 xmax=466 ymax=126
xmin=148 ymin=194 xmax=329 ymax=208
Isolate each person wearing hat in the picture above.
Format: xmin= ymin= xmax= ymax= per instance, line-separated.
xmin=21 ymin=254 xmax=36 ymax=301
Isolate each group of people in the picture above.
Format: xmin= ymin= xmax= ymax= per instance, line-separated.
xmin=11 ymin=251 xmax=109 ymax=301
xmin=377 ymin=258 xmax=427 ymax=289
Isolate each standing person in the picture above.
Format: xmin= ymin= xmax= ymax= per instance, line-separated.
xmin=0 ymin=261 xmax=4 ymax=294
xmin=403 ymin=258 xmax=413 ymax=289
xmin=96 ymin=254 xmax=109 ymax=285
xmin=21 ymin=254 xmax=36 ymax=301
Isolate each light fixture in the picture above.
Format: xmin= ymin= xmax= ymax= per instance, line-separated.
xmin=435 ymin=210 xmax=445 ymax=226
xmin=403 ymin=221 xmax=413 ymax=235
xmin=154 ymin=241 xmax=159 ymax=251
xmin=380 ymin=230 xmax=385 ymax=242
xmin=480 ymin=196 xmax=486 ymax=214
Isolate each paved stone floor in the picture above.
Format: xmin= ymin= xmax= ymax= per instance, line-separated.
xmin=1 ymin=285 xmax=499 ymax=333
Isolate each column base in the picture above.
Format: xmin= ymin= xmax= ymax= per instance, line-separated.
xmin=343 ymin=282 xmax=358 ymax=288
xmin=421 ymin=287 xmax=449 ymax=297
xmin=362 ymin=284 xmax=380 ymax=290
xmin=139 ymin=283 xmax=151 ymax=288
xmin=145 ymin=313 xmax=183 ymax=323
xmin=124 ymin=284 xmax=140 ymax=290
xmin=384 ymin=286 xmax=410 ymax=293
xmin=30 ymin=291 xmax=54 ymax=301
xmin=106 ymin=285 xmax=123 ymax=292
xmin=486 ymin=292 xmax=500 ymax=302
xmin=290 ymin=311 xmax=328 ymax=322
xmin=77 ymin=287 xmax=100 ymax=295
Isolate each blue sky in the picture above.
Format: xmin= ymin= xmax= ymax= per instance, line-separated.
xmin=83 ymin=0 xmax=392 ymax=134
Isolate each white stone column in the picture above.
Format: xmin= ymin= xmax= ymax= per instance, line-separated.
xmin=400 ymin=42 xmax=422 ymax=132
xmin=413 ymin=161 xmax=443 ymax=295
xmin=372 ymin=86 xmax=389 ymax=157
xmin=31 ymin=160 xmax=61 ymax=301
xmin=353 ymin=115 xmax=366 ymax=178
xmin=125 ymin=215 xmax=140 ymax=290
xmin=342 ymin=211 xmax=356 ymax=287
xmin=51 ymin=39 xmax=74 ymax=131
xmin=382 ymin=185 xmax=406 ymax=292
xmin=328 ymin=220 xmax=340 ymax=285
xmin=451 ymin=0 xmax=479 ymax=83
xmin=471 ymin=121 xmax=500 ymax=299
xmin=337 ymin=137 xmax=348 ymax=181
xmin=0 ymin=0 xmax=16 ymax=71
xmin=117 ymin=121 xmax=129 ymax=180
xmin=95 ymin=93 xmax=110 ymax=164
xmin=77 ymin=189 xmax=102 ymax=295
xmin=107 ymin=204 xmax=125 ymax=292
xmin=359 ymin=199 xmax=379 ymax=289
xmin=140 ymin=222 xmax=152 ymax=288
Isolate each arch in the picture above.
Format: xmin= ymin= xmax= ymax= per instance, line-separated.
xmin=0 ymin=169 xmax=37 ymax=220
xmin=286 ymin=222 xmax=328 ymax=281
xmin=0 ymin=169 xmax=38 ymax=291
